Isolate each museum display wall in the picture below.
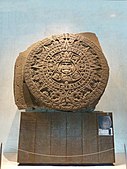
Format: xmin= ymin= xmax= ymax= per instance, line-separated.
xmin=0 ymin=0 xmax=127 ymax=156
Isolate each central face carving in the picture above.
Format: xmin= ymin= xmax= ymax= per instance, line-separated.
xmin=59 ymin=60 xmax=75 ymax=75
xmin=53 ymin=52 xmax=77 ymax=83
xmin=24 ymin=34 xmax=109 ymax=111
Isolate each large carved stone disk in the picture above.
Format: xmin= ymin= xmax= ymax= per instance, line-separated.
xmin=24 ymin=33 xmax=109 ymax=111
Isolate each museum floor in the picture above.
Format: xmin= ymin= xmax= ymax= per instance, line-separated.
xmin=1 ymin=153 xmax=126 ymax=169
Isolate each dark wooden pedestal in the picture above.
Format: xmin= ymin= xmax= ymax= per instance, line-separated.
xmin=18 ymin=111 xmax=115 ymax=165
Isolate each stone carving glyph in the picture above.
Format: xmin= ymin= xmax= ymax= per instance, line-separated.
xmin=14 ymin=33 xmax=109 ymax=111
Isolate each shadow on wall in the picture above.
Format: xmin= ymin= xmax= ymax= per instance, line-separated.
xmin=4 ymin=110 xmax=21 ymax=154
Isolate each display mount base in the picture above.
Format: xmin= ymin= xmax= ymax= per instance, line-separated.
xmin=18 ymin=111 xmax=115 ymax=165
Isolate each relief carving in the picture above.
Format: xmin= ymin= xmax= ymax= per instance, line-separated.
xmin=14 ymin=33 xmax=109 ymax=111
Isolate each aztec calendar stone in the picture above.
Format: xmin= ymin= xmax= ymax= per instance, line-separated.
xmin=14 ymin=33 xmax=109 ymax=111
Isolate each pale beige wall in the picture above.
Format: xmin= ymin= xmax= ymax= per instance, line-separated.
xmin=0 ymin=0 xmax=127 ymax=153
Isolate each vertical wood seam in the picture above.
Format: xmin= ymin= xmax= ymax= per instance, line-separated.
xmin=34 ymin=112 xmax=37 ymax=163
xmin=50 ymin=112 xmax=51 ymax=157
xmin=81 ymin=112 xmax=83 ymax=163
xmin=66 ymin=112 xmax=67 ymax=162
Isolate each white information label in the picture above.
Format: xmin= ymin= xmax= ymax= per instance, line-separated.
xmin=99 ymin=128 xmax=113 ymax=136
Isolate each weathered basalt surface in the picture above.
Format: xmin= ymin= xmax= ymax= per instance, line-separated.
xmin=14 ymin=32 xmax=109 ymax=111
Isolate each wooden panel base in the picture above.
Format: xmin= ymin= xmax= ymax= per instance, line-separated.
xmin=18 ymin=111 xmax=115 ymax=164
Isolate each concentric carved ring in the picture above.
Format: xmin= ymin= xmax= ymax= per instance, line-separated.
xmin=24 ymin=33 xmax=109 ymax=111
